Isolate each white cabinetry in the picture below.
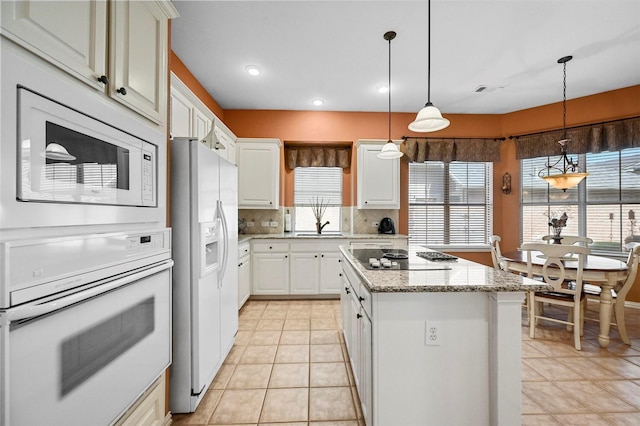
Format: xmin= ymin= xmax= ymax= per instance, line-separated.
xmin=289 ymin=240 xmax=346 ymax=295
xmin=356 ymin=140 xmax=400 ymax=209
xmin=1 ymin=0 xmax=178 ymax=125
xmin=170 ymin=74 xmax=238 ymax=165
xmin=251 ymin=241 xmax=289 ymax=295
xmin=115 ymin=374 xmax=167 ymax=426
xmin=238 ymin=241 xmax=251 ymax=309
xmin=237 ymin=139 xmax=281 ymax=209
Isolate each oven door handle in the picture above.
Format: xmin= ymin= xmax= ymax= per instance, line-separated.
xmin=7 ymin=260 xmax=173 ymax=322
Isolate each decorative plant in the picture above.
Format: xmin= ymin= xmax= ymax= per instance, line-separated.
xmin=311 ymin=197 xmax=330 ymax=234
xmin=548 ymin=212 xmax=568 ymax=238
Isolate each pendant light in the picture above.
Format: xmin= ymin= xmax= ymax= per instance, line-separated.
xmin=378 ymin=31 xmax=403 ymax=159
xmin=408 ymin=0 xmax=450 ymax=133
xmin=538 ymin=56 xmax=588 ymax=191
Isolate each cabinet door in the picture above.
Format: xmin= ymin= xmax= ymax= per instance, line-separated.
xmin=358 ymin=144 xmax=400 ymax=209
xmin=238 ymin=257 xmax=251 ymax=309
xmin=360 ymin=312 xmax=373 ymax=426
xmin=252 ymin=253 xmax=289 ymax=295
xmin=1 ymin=0 xmax=108 ymax=91
xmin=226 ymin=140 xmax=237 ymax=166
xmin=290 ymin=252 xmax=320 ymax=294
xmin=340 ymin=276 xmax=353 ymax=352
xmin=237 ymin=142 xmax=279 ymax=209
xmin=348 ymin=292 xmax=361 ymax=391
xmin=320 ymin=253 xmax=343 ymax=294
xmin=170 ymin=88 xmax=193 ymax=138
xmin=194 ymin=109 xmax=211 ymax=142
xmin=110 ymin=0 xmax=169 ymax=124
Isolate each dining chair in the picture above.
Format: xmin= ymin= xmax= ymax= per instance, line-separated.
xmin=583 ymin=244 xmax=640 ymax=344
xmin=489 ymin=235 xmax=507 ymax=271
xmin=542 ymin=235 xmax=593 ymax=247
xmin=521 ymin=242 xmax=590 ymax=350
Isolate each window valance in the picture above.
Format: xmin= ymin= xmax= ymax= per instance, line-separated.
xmin=514 ymin=117 xmax=640 ymax=160
xmin=285 ymin=146 xmax=351 ymax=169
xmin=400 ymin=137 xmax=502 ymax=163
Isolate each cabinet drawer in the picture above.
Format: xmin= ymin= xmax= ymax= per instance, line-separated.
xmin=357 ymin=282 xmax=372 ymax=318
xmin=252 ymin=241 xmax=289 ymax=253
xmin=291 ymin=240 xmax=346 ymax=253
xmin=238 ymin=241 xmax=250 ymax=259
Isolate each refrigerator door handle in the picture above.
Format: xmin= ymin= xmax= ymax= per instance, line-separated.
xmin=218 ymin=199 xmax=229 ymax=286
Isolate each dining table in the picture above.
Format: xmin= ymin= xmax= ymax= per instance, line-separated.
xmin=501 ymin=249 xmax=628 ymax=348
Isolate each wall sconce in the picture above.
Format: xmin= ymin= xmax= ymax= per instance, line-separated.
xmin=502 ymin=172 xmax=512 ymax=194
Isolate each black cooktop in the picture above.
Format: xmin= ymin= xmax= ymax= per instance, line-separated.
xmin=351 ymin=248 xmax=454 ymax=271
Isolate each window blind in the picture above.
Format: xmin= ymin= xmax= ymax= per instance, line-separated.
xmin=294 ymin=167 xmax=342 ymax=232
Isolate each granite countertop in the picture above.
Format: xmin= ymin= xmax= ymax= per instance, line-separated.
xmin=339 ymin=244 xmax=552 ymax=293
xmin=238 ymin=233 xmax=407 ymax=244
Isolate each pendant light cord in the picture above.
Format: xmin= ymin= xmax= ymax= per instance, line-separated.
xmin=427 ymin=0 xmax=431 ymax=104
xmin=562 ymin=59 xmax=567 ymax=141
xmin=388 ymin=33 xmax=392 ymax=142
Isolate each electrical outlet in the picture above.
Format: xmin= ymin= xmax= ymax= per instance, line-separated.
xmin=425 ymin=321 xmax=441 ymax=346
xmin=261 ymin=221 xmax=270 ymax=227
xmin=246 ymin=221 xmax=254 ymax=227
xmin=270 ymin=221 xmax=278 ymax=227
xmin=372 ymin=221 xmax=380 ymax=227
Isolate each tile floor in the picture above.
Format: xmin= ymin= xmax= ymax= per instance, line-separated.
xmin=173 ymin=298 xmax=640 ymax=426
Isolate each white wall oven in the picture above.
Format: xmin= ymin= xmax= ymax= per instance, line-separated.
xmin=0 ymin=229 xmax=173 ymax=426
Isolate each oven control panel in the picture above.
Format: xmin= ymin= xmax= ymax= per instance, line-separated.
xmin=126 ymin=232 xmax=165 ymax=254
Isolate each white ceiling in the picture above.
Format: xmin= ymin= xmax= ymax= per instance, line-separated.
xmin=170 ymin=0 xmax=640 ymax=115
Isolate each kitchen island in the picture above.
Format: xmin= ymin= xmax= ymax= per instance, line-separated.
xmin=339 ymin=244 xmax=550 ymax=426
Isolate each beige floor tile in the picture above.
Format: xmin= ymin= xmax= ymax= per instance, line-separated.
xmin=209 ymin=389 xmax=266 ymax=424
xmin=594 ymin=379 xmax=640 ymax=409
xmin=171 ymin=389 xmax=222 ymax=425
xmin=523 ymin=382 xmax=591 ymax=414
xmin=227 ymin=364 xmax=272 ymax=389
xmin=311 ymin=344 xmax=344 ymax=363
xmin=521 ymin=414 xmax=562 ymax=425
xmin=211 ymin=364 xmax=236 ymax=390
xmin=279 ymin=330 xmax=310 ymax=345
xmin=550 ymin=413 xmax=611 ymax=425
xmin=600 ymin=412 xmax=640 ymax=425
xmin=522 ymin=361 xmax=547 ymax=382
xmin=268 ymin=363 xmax=309 ymax=388
xmin=283 ymin=318 xmax=311 ymax=330
xmin=275 ymin=344 xmax=310 ymax=363
xmin=310 ymin=330 xmax=341 ymax=345
xmin=235 ymin=330 xmax=253 ymax=345
xmin=223 ymin=345 xmax=246 ymax=365
xmin=522 ymin=340 xmax=551 ymax=358
xmin=287 ymin=309 xmax=312 ymax=319
xmin=249 ymin=330 xmax=282 ymax=346
xmin=522 ymin=392 xmax=546 ymax=415
xmin=309 ymin=421 xmax=359 ymax=426
xmin=256 ymin=319 xmax=285 ymax=330
xmin=238 ymin=319 xmax=259 ymax=331
xmin=310 ymin=362 xmax=350 ymax=387
xmin=309 ymin=387 xmax=357 ymax=421
xmin=259 ymin=388 xmax=309 ymax=423
xmin=554 ymin=381 xmax=636 ymax=412
xmin=522 ymin=358 xmax=587 ymax=381
xmin=556 ymin=356 xmax=625 ymax=380
xmin=239 ymin=310 xmax=264 ymax=320
xmin=261 ymin=309 xmax=288 ymax=319
xmin=239 ymin=345 xmax=277 ymax=364
xmin=591 ymin=357 xmax=640 ymax=379
xmin=311 ymin=318 xmax=338 ymax=330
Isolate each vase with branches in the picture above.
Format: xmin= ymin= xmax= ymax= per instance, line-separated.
xmin=311 ymin=197 xmax=330 ymax=234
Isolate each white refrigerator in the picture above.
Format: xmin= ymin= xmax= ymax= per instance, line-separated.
xmin=169 ymin=138 xmax=238 ymax=413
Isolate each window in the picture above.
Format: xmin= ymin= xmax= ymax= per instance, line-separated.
xmin=294 ymin=167 xmax=342 ymax=232
xmin=521 ymin=147 xmax=640 ymax=253
xmin=408 ymin=162 xmax=493 ymax=246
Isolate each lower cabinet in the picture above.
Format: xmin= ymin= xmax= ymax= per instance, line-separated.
xmin=238 ymin=241 xmax=251 ymax=308
xmin=290 ymin=252 xmax=320 ymax=294
xmin=251 ymin=241 xmax=290 ymax=295
xmin=115 ymin=374 xmax=166 ymax=426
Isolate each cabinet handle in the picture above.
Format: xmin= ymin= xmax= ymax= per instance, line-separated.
xmin=338 ymin=259 xmax=341 ymax=262
xmin=345 ymin=286 xmax=350 ymax=294
xmin=321 ymin=254 xmax=324 ymax=258
xmin=97 ymin=75 xmax=109 ymax=85
xmin=315 ymin=255 xmax=318 ymax=258
xmin=356 ymin=313 xmax=362 ymax=319
xmin=365 ymin=201 xmax=368 ymax=204
xmin=269 ymin=201 xmax=273 ymax=205
xmin=285 ymin=255 xmax=288 ymax=259
xmin=359 ymin=296 xmax=365 ymax=302
xmin=238 ymin=262 xmax=242 ymax=267
xmin=339 ymin=273 xmax=343 ymax=277
xmin=269 ymin=246 xmax=273 ymax=249
xmin=116 ymin=87 xmax=127 ymax=95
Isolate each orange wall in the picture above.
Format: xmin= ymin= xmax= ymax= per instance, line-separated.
xmin=170 ymin=52 xmax=225 ymax=120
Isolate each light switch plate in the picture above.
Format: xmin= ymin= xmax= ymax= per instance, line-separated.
xmin=261 ymin=221 xmax=270 ymax=227
xmin=246 ymin=221 xmax=254 ymax=227
xmin=270 ymin=221 xmax=278 ymax=227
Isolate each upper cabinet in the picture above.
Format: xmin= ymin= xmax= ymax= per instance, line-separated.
xmin=356 ymin=140 xmax=400 ymax=209
xmin=1 ymin=0 xmax=178 ymax=125
xmin=170 ymin=74 xmax=237 ymax=165
xmin=236 ymin=139 xmax=281 ymax=209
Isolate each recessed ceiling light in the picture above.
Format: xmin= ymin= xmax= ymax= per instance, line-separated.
xmin=311 ymin=99 xmax=325 ymax=106
xmin=245 ymin=65 xmax=261 ymax=76
xmin=377 ymin=84 xmax=389 ymax=94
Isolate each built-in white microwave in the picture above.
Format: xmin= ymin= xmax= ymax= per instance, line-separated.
xmin=17 ymin=87 xmax=157 ymax=208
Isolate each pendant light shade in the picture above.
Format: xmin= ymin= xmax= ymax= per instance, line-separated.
xmin=409 ymin=0 xmax=450 ymax=133
xmin=378 ymin=31 xmax=403 ymax=159
xmin=538 ymin=56 xmax=588 ymax=191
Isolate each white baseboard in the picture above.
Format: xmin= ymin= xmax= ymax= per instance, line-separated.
xmin=164 ymin=412 xmax=172 ymax=426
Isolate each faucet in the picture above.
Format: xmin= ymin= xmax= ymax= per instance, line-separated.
xmin=316 ymin=221 xmax=330 ymax=234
